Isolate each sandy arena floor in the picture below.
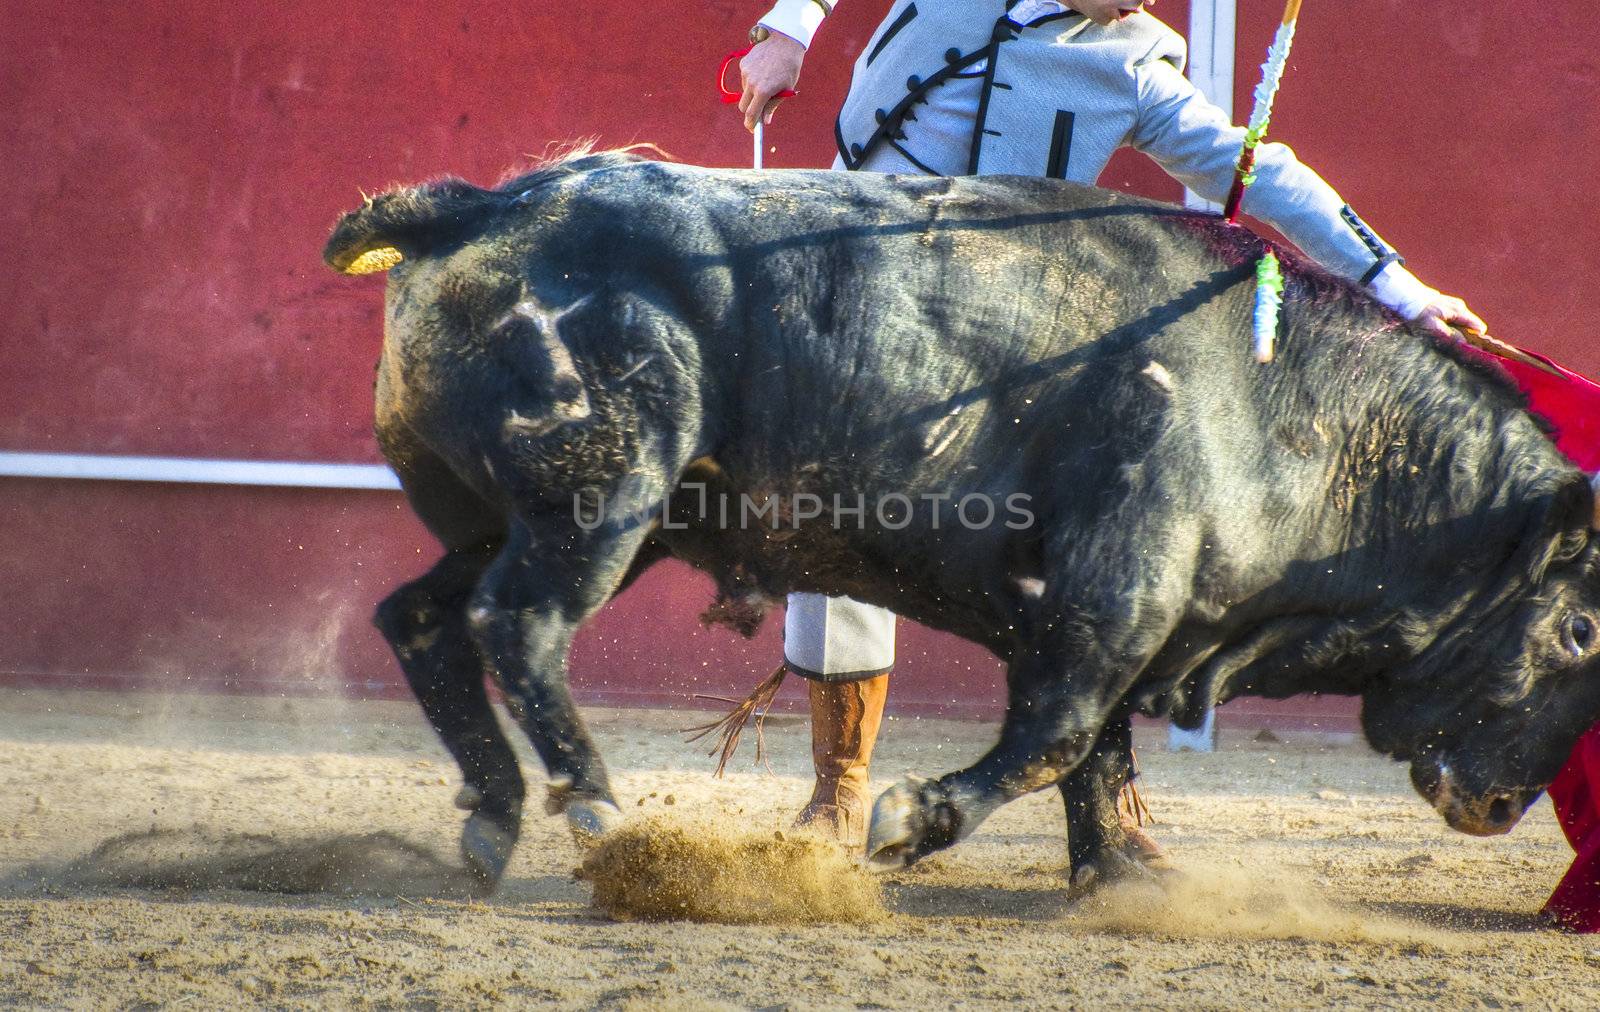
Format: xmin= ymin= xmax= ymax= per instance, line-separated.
xmin=1 ymin=686 xmax=1597 ymax=1009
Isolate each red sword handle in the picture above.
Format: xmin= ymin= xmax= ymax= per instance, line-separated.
xmin=718 ymin=47 xmax=798 ymax=105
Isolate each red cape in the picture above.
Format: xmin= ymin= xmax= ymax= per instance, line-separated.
xmin=1497 ymin=352 xmax=1600 ymax=931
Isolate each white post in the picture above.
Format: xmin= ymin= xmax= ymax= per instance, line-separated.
xmin=1168 ymin=710 xmax=1219 ymax=752
xmin=1169 ymin=0 xmax=1237 ymax=751
xmin=1184 ymin=0 xmax=1237 ymax=214
xmin=0 ymin=451 xmax=401 ymax=490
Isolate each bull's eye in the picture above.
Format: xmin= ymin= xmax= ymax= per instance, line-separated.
xmin=1562 ymin=613 xmax=1596 ymax=658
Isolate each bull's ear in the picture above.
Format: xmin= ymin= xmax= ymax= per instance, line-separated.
xmin=324 ymin=198 xmax=412 ymax=275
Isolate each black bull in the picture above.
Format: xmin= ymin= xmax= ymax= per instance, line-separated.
xmin=325 ymin=151 xmax=1600 ymax=891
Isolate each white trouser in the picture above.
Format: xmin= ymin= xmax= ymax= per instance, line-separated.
xmin=783 ymin=592 xmax=897 ymax=683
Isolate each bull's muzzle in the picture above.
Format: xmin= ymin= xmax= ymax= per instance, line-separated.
xmin=1410 ymin=760 xmax=1532 ymax=836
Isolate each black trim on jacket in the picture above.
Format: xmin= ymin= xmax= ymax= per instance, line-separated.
xmin=1045 ymin=109 xmax=1076 ymax=178
xmin=1360 ymin=254 xmax=1403 ymax=286
xmin=964 ymin=16 xmax=1017 ymax=174
xmin=865 ymin=3 xmax=919 ymax=67
xmin=836 ymin=9 xmax=1083 ymax=175
xmin=834 ymin=46 xmax=993 ymax=169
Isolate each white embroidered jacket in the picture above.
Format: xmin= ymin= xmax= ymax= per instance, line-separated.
xmin=758 ymin=0 xmax=1438 ymax=317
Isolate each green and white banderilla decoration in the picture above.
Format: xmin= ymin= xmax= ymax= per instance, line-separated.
xmin=1224 ymin=0 xmax=1302 ymax=365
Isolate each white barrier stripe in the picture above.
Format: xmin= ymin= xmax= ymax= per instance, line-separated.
xmin=1172 ymin=0 xmax=1236 ymax=749
xmin=0 ymin=452 xmax=402 ymax=490
xmin=1184 ymin=0 xmax=1237 ymax=214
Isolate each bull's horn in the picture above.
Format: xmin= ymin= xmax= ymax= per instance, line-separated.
xmin=1590 ymin=472 xmax=1600 ymax=530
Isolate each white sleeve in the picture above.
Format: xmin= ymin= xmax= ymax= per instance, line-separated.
xmin=1130 ymin=58 xmax=1409 ymax=293
xmin=758 ymin=0 xmax=833 ymax=50
xmin=1366 ymin=262 xmax=1440 ymax=321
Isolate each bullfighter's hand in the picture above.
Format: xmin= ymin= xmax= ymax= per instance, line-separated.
xmin=1412 ymin=294 xmax=1488 ymax=343
xmin=740 ymin=33 xmax=805 ymax=132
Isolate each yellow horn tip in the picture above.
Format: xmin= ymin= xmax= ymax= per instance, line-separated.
xmin=344 ymin=246 xmax=404 ymax=275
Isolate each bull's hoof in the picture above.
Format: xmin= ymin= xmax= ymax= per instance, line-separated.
xmin=565 ymin=798 xmax=624 ymax=846
xmin=454 ymin=784 xmax=484 ymax=811
xmin=461 ymin=811 xmax=518 ymax=896
xmin=1122 ymin=822 xmax=1166 ymax=865
xmin=866 ymin=776 xmax=962 ymax=869
xmin=866 ymin=779 xmax=923 ymax=869
xmin=1069 ymin=846 xmax=1161 ymax=895
xmin=1069 ymin=834 xmax=1180 ymax=897
xmin=540 ymin=774 xmax=623 ymax=846
xmin=544 ymin=774 xmax=576 ymax=816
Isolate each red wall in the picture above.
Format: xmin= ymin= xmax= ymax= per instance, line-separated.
xmin=1233 ymin=2 xmax=1600 ymax=356
xmin=2 ymin=2 xmax=1594 ymax=731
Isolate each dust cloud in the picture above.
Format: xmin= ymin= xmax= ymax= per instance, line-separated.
xmin=580 ymin=816 xmax=886 ymax=924
xmin=1063 ymin=860 xmax=1457 ymax=948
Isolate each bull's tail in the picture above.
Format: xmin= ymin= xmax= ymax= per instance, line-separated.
xmin=322 ymin=178 xmax=509 ymax=276
xmin=323 ymin=144 xmax=666 ymax=277
xmin=683 ymin=665 xmax=790 ymax=777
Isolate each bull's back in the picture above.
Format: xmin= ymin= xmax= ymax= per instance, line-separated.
xmin=655 ymin=169 xmax=1272 ymax=508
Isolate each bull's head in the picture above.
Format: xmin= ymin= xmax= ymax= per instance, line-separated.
xmin=1361 ymin=473 xmax=1600 ymax=835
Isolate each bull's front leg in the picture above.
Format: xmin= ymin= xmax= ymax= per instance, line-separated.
xmin=462 ymin=515 xmax=644 ymax=887
xmin=864 ymin=570 xmax=1186 ymax=871
xmin=1058 ymin=717 xmax=1165 ymax=891
xmin=866 ymin=637 xmax=1112 ymax=868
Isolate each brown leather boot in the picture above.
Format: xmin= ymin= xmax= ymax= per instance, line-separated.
xmin=793 ymin=673 xmax=889 ymax=850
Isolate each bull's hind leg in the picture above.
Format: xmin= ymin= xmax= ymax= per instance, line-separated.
xmin=374 ymin=443 xmax=526 ymax=892
xmin=465 ymin=514 xmax=650 ymax=852
xmin=374 ymin=546 xmax=523 ymax=893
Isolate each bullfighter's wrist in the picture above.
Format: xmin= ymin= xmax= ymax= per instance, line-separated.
xmin=1367 ymin=261 xmax=1437 ymax=322
xmin=757 ymin=0 xmax=832 ymax=50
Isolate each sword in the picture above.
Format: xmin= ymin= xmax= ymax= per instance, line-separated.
xmin=718 ymin=47 xmax=797 ymax=170
xmin=1452 ymin=327 xmax=1567 ymax=379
